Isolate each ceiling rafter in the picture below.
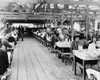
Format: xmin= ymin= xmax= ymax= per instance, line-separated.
xmin=34 ymin=0 xmax=46 ymax=12
xmin=46 ymin=0 xmax=100 ymax=6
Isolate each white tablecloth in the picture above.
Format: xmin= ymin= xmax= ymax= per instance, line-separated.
xmin=56 ymin=41 xmax=71 ymax=48
xmin=73 ymin=49 xmax=100 ymax=60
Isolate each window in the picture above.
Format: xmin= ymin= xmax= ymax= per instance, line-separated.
xmin=57 ymin=4 xmax=64 ymax=9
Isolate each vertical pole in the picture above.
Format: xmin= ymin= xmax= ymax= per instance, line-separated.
xmin=31 ymin=3 xmax=36 ymax=13
xmin=71 ymin=12 xmax=74 ymax=41
xmin=44 ymin=4 xmax=47 ymax=12
xmin=93 ymin=19 xmax=95 ymax=31
xmin=74 ymin=56 xmax=77 ymax=75
xmin=85 ymin=6 xmax=89 ymax=40
xmin=60 ymin=14 xmax=64 ymax=27
xmin=83 ymin=60 xmax=86 ymax=80
xmin=55 ymin=19 xmax=57 ymax=27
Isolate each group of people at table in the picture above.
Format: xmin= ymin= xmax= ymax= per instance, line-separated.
xmin=34 ymin=26 xmax=100 ymax=80
xmin=0 ymin=27 xmax=18 ymax=80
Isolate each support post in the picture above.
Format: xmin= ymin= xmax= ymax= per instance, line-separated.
xmin=71 ymin=12 xmax=74 ymax=41
xmin=34 ymin=0 xmax=46 ymax=12
xmin=85 ymin=6 xmax=89 ymax=40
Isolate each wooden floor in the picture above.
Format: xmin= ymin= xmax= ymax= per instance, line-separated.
xmin=9 ymin=37 xmax=84 ymax=80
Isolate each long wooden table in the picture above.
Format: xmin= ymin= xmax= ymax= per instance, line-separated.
xmin=73 ymin=50 xmax=99 ymax=80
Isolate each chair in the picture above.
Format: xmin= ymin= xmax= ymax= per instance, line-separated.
xmin=92 ymin=74 xmax=97 ymax=80
xmin=0 ymin=69 xmax=12 ymax=80
xmin=58 ymin=47 xmax=72 ymax=65
xmin=87 ymin=74 xmax=97 ymax=80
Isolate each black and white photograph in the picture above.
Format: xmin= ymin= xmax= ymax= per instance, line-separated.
xmin=0 ymin=0 xmax=100 ymax=80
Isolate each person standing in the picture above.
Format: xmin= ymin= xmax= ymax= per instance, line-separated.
xmin=20 ymin=26 xmax=24 ymax=41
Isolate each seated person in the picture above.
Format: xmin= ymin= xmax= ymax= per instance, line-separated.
xmin=71 ymin=35 xmax=80 ymax=50
xmin=82 ymin=39 xmax=88 ymax=49
xmin=88 ymin=36 xmax=100 ymax=58
xmin=45 ymin=28 xmax=52 ymax=42
xmin=55 ymin=33 xmax=65 ymax=48
xmin=55 ymin=33 xmax=71 ymax=53
xmin=7 ymin=35 xmax=15 ymax=61
xmin=78 ymin=40 xmax=84 ymax=51
xmin=62 ymin=28 xmax=69 ymax=41
xmin=88 ymin=37 xmax=96 ymax=49
xmin=2 ymin=35 xmax=12 ymax=51
xmin=96 ymin=37 xmax=100 ymax=48
xmin=87 ymin=36 xmax=100 ymax=66
xmin=88 ymin=36 xmax=97 ymax=44
xmin=45 ymin=33 xmax=52 ymax=43
xmin=41 ymin=30 xmax=46 ymax=38
xmin=86 ymin=37 xmax=100 ymax=80
xmin=50 ymin=30 xmax=59 ymax=53
xmin=79 ymin=31 xmax=86 ymax=40
xmin=56 ymin=27 xmax=62 ymax=34
xmin=2 ymin=29 xmax=12 ymax=49
xmin=88 ymin=32 xmax=93 ymax=43
xmin=71 ymin=35 xmax=83 ymax=71
xmin=78 ymin=39 xmax=89 ymax=49
xmin=86 ymin=68 xmax=100 ymax=80
xmin=55 ymin=34 xmax=71 ymax=48
xmin=7 ymin=34 xmax=16 ymax=46
xmin=86 ymin=56 xmax=100 ymax=80
xmin=49 ymin=32 xmax=58 ymax=49
xmin=0 ymin=40 xmax=12 ymax=80
xmin=2 ymin=33 xmax=13 ymax=65
xmin=11 ymin=31 xmax=18 ymax=42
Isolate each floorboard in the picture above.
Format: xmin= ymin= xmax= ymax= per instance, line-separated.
xmin=9 ymin=38 xmax=84 ymax=80
xmin=17 ymin=43 xmax=27 ymax=80
xmin=9 ymin=44 xmax=19 ymax=80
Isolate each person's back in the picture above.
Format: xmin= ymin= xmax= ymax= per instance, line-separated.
xmin=2 ymin=38 xmax=12 ymax=51
xmin=8 ymin=36 xmax=16 ymax=45
xmin=0 ymin=49 xmax=9 ymax=75
xmin=8 ymin=36 xmax=15 ymax=43
xmin=0 ymin=39 xmax=12 ymax=80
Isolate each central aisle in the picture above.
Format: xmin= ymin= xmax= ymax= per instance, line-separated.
xmin=9 ymin=38 xmax=82 ymax=80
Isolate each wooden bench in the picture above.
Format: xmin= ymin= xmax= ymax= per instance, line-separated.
xmin=57 ymin=50 xmax=72 ymax=65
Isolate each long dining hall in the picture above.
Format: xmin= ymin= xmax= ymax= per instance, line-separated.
xmin=0 ymin=0 xmax=100 ymax=80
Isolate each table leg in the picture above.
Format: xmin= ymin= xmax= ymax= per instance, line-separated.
xmin=74 ymin=56 xmax=76 ymax=75
xmin=83 ymin=60 xmax=86 ymax=80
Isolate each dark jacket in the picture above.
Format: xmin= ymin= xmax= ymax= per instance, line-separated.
xmin=8 ymin=36 xmax=16 ymax=43
xmin=0 ymin=49 xmax=9 ymax=75
xmin=71 ymin=41 xmax=79 ymax=50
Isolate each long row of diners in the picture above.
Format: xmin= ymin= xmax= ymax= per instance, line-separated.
xmin=0 ymin=23 xmax=24 ymax=80
xmin=32 ymin=26 xmax=100 ymax=80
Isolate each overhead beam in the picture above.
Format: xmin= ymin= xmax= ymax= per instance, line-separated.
xmin=5 ymin=17 xmax=26 ymax=20
xmin=46 ymin=0 xmax=100 ymax=6
xmin=0 ymin=11 xmax=22 ymax=15
xmin=5 ymin=16 xmax=51 ymax=20
xmin=0 ymin=7 xmax=100 ymax=17
xmin=30 ymin=12 xmax=98 ymax=17
xmin=0 ymin=11 xmax=98 ymax=20
xmin=34 ymin=0 xmax=46 ymax=12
